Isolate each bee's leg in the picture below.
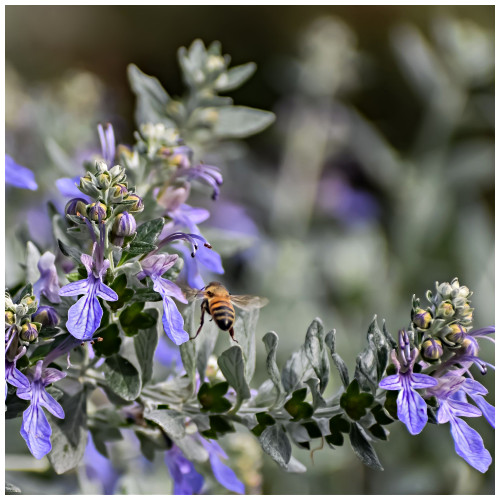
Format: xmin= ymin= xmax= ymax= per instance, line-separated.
xmin=229 ymin=327 xmax=238 ymax=343
xmin=190 ymin=301 xmax=207 ymax=340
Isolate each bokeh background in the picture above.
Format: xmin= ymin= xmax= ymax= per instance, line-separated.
xmin=6 ymin=5 xmax=494 ymax=495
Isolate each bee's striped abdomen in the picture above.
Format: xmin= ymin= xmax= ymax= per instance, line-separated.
xmin=209 ymin=299 xmax=235 ymax=331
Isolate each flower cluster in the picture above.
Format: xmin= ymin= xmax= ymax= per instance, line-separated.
xmin=379 ymin=278 xmax=494 ymax=472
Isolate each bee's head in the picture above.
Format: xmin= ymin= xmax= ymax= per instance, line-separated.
xmin=204 ymin=282 xmax=228 ymax=297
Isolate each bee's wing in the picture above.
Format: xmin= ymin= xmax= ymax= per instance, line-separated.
xmin=230 ymin=294 xmax=269 ymax=311
xmin=180 ymin=285 xmax=206 ymax=302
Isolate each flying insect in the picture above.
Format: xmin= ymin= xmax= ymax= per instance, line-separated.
xmin=183 ymin=281 xmax=268 ymax=342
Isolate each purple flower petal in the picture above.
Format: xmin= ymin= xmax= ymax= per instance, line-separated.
xmin=85 ymin=432 xmax=120 ymax=494
xmin=469 ymin=394 xmax=495 ymax=428
xmin=164 ymin=446 xmax=204 ymax=495
xmin=66 ymin=291 xmax=103 ymax=340
xmin=161 ymin=297 xmax=189 ymax=345
xmin=209 ymin=452 xmax=245 ymax=494
xmin=98 ymin=123 xmax=116 ymax=165
xmin=155 ymin=336 xmax=183 ymax=370
xmin=446 ymin=399 xmax=482 ymax=419
xmin=80 ymin=254 xmax=94 ymax=275
xmin=40 ymin=367 xmax=66 ymax=386
xmin=154 ymin=277 xmax=187 ymax=304
xmin=178 ymin=204 xmax=210 ymax=226
xmin=96 ymin=282 xmax=119 ymax=302
xmin=379 ymin=374 xmax=402 ymax=391
xmin=5 ymin=360 xmax=30 ymax=392
xmin=33 ymin=252 xmax=61 ymax=304
xmin=449 ymin=415 xmax=492 ymax=473
xmin=59 ymin=279 xmax=90 ymax=297
xmin=397 ymin=375 xmax=429 ymax=435
xmin=410 ymin=373 xmax=438 ymax=389
xmin=56 ymin=176 xmax=90 ymax=200
xmin=195 ymin=242 xmax=224 ymax=275
xmin=39 ymin=389 xmax=65 ymax=419
xmin=20 ymin=403 xmax=53 ymax=459
xmin=5 ymin=154 xmax=38 ymax=190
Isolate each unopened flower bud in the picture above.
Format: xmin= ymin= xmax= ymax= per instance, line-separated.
xmin=460 ymin=303 xmax=473 ymax=322
xmin=110 ymin=211 xmax=137 ymax=246
xmin=22 ymin=296 xmax=37 ymax=313
xmin=446 ymin=324 xmax=467 ymax=344
xmin=20 ymin=322 xmax=39 ymax=342
xmin=437 ymin=282 xmax=453 ymax=299
xmin=79 ymin=174 xmax=100 ymax=198
xmin=33 ymin=306 xmax=60 ymax=327
xmin=96 ymin=171 xmax=111 ymax=189
xmin=421 ymin=338 xmax=443 ymax=361
xmin=460 ymin=336 xmax=479 ymax=357
xmin=413 ymin=308 xmax=432 ymax=329
xmin=206 ymin=55 xmax=225 ymax=73
xmin=65 ymin=197 xmax=88 ymax=217
xmin=88 ymin=202 xmax=107 ymax=221
xmin=124 ymin=193 xmax=144 ymax=212
xmin=109 ymin=183 xmax=128 ymax=203
xmin=436 ymin=301 xmax=454 ymax=319
xmin=5 ymin=311 xmax=15 ymax=324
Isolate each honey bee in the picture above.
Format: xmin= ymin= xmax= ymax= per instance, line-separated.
xmin=183 ymin=281 xmax=268 ymax=342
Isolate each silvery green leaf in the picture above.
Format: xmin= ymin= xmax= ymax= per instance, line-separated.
xmin=262 ymin=331 xmax=286 ymax=406
xmin=354 ymin=316 xmax=390 ymax=394
xmin=56 ymin=389 xmax=87 ymax=447
xmin=195 ymin=310 xmax=219 ymax=382
xmin=144 ymin=408 xmax=186 ymax=440
xmin=348 ymin=422 xmax=384 ymax=471
xmin=57 ymin=239 xmax=82 ymax=265
xmin=304 ymin=318 xmax=329 ymax=393
xmin=325 ymin=330 xmax=350 ymax=388
xmin=281 ymin=346 xmax=314 ymax=394
xmin=134 ymin=311 xmax=159 ymax=385
xmin=48 ymin=415 xmax=88 ymax=474
xmin=259 ymin=424 xmax=292 ymax=468
xmin=286 ymin=455 xmax=307 ymax=473
xmin=382 ymin=320 xmax=397 ymax=349
xmin=253 ymin=379 xmax=279 ymax=407
xmin=214 ymin=106 xmax=275 ymax=139
xmin=25 ymin=241 xmax=41 ymax=284
xmin=127 ymin=64 xmax=175 ymax=127
xmin=217 ymin=345 xmax=251 ymax=403
xmin=103 ymin=354 xmax=141 ymax=401
xmin=190 ymin=413 xmax=211 ymax=432
xmin=146 ymin=376 xmax=193 ymax=405
xmin=233 ymin=308 xmax=259 ymax=383
xmin=6 ymin=483 xmax=21 ymax=494
xmin=215 ymin=62 xmax=257 ymax=92
xmin=286 ymin=421 xmax=310 ymax=446
xmin=178 ymin=301 xmax=197 ymax=387
xmin=305 ymin=378 xmax=326 ymax=409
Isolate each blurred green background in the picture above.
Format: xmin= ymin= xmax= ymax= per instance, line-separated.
xmin=6 ymin=5 xmax=494 ymax=495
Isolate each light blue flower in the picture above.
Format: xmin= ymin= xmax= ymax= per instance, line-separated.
xmin=5 ymin=154 xmax=38 ymax=190
xmin=33 ymin=251 xmax=61 ymax=304
xmin=16 ymin=360 xmax=65 ymax=459
xmin=426 ymin=371 xmax=493 ymax=472
xmin=137 ymin=253 xmax=189 ymax=345
xmin=379 ymin=330 xmax=437 ymax=435
xmin=59 ymin=223 xmax=118 ymax=340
